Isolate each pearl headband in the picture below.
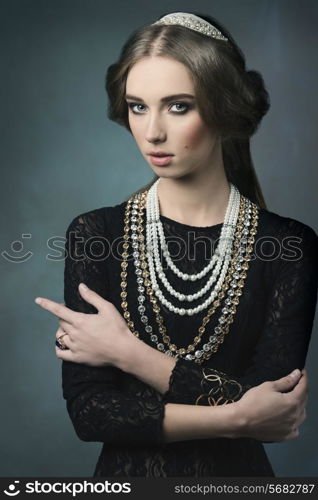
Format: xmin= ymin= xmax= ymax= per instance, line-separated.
xmin=152 ymin=12 xmax=228 ymax=42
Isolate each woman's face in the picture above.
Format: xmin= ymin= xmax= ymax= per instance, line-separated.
xmin=125 ymin=56 xmax=220 ymax=179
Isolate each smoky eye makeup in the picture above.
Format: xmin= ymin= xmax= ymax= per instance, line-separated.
xmin=126 ymin=101 xmax=194 ymax=115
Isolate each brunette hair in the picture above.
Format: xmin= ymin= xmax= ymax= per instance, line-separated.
xmin=105 ymin=11 xmax=270 ymax=208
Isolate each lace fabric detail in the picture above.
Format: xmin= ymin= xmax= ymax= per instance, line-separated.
xmin=164 ymin=214 xmax=318 ymax=409
xmin=60 ymin=202 xmax=318 ymax=477
xmin=195 ymin=367 xmax=250 ymax=406
xmin=62 ymin=209 xmax=166 ymax=447
xmin=163 ymin=357 xmax=251 ymax=406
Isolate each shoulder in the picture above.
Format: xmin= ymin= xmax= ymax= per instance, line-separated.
xmin=257 ymin=207 xmax=318 ymax=245
xmin=65 ymin=200 xmax=127 ymax=236
xmin=257 ymin=208 xmax=318 ymax=280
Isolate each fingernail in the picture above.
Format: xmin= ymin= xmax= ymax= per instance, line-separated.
xmin=79 ymin=283 xmax=88 ymax=291
xmin=35 ymin=297 xmax=42 ymax=305
xmin=290 ymin=369 xmax=300 ymax=378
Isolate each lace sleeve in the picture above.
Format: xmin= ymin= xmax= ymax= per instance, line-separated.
xmin=164 ymin=220 xmax=318 ymax=407
xmin=163 ymin=360 xmax=251 ymax=406
xmin=62 ymin=210 xmax=165 ymax=445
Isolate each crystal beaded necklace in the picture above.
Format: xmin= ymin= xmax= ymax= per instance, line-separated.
xmin=119 ymin=182 xmax=259 ymax=364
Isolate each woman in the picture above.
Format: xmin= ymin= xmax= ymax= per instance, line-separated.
xmin=35 ymin=11 xmax=317 ymax=477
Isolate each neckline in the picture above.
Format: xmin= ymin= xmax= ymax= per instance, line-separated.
xmin=159 ymin=214 xmax=223 ymax=232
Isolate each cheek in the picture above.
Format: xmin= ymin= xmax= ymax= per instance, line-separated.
xmin=180 ymin=120 xmax=211 ymax=150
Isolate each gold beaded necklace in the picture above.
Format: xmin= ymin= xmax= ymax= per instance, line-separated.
xmin=119 ymin=188 xmax=259 ymax=364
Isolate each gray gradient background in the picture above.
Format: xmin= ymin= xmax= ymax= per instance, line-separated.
xmin=1 ymin=0 xmax=317 ymax=477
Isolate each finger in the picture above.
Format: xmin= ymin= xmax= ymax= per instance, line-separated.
xmin=78 ymin=283 xmax=108 ymax=312
xmin=55 ymin=326 xmax=65 ymax=340
xmin=293 ymin=427 xmax=300 ymax=438
xmin=35 ymin=297 xmax=78 ymax=323
xmin=303 ymin=370 xmax=309 ymax=390
xmin=293 ymin=371 xmax=308 ymax=396
xmin=287 ymin=372 xmax=308 ymax=404
xmin=55 ymin=327 xmax=73 ymax=349
xmin=56 ymin=335 xmax=72 ymax=350
xmin=298 ymin=392 xmax=309 ymax=411
xmin=55 ymin=345 xmax=75 ymax=361
xmin=298 ymin=407 xmax=307 ymax=426
xmin=285 ymin=427 xmax=299 ymax=441
xmin=59 ymin=319 xmax=76 ymax=337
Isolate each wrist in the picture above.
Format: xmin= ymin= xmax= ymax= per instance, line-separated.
xmin=115 ymin=332 xmax=177 ymax=394
xmin=115 ymin=331 xmax=142 ymax=372
xmin=229 ymin=401 xmax=248 ymax=438
xmin=219 ymin=401 xmax=248 ymax=439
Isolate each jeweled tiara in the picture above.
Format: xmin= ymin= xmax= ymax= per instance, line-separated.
xmin=152 ymin=12 xmax=228 ymax=42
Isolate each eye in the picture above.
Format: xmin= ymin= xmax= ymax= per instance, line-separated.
xmin=127 ymin=103 xmax=146 ymax=114
xmin=170 ymin=102 xmax=190 ymax=114
xmin=127 ymin=101 xmax=192 ymax=115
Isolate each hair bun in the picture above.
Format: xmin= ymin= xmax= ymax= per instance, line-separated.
xmin=245 ymin=69 xmax=270 ymax=120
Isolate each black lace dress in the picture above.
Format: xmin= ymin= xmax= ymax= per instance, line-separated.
xmin=62 ymin=198 xmax=318 ymax=477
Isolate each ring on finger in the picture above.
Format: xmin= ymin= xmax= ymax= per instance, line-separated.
xmin=57 ymin=333 xmax=67 ymax=342
xmin=55 ymin=334 xmax=69 ymax=350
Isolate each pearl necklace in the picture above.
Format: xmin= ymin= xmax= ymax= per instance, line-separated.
xmin=146 ymin=179 xmax=241 ymax=316
xmin=148 ymin=180 xmax=238 ymax=280
xmin=119 ymin=188 xmax=259 ymax=363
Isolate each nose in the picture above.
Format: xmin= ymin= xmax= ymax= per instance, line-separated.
xmin=145 ymin=112 xmax=166 ymax=144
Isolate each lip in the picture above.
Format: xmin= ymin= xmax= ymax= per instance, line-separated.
xmin=148 ymin=151 xmax=173 ymax=156
xmin=149 ymin=154 xmax=174 ymax=166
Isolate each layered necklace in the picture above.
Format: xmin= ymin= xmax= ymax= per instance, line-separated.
xmin=119 ymin=179 xmax=259 ymax=364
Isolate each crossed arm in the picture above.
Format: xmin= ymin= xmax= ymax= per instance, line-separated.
xmin=35 ymin=212 xmax=318 ymax=445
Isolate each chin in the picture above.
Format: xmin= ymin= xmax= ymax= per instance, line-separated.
xmin=150 ymin=163 xmax=186 ymax=175
xmin=158 ymin=172 xmax=195 ymax=183
xmin=152 ymin=167 xmax=181 ymax=177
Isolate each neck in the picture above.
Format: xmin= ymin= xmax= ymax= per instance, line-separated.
xmin=157 ymin=161 xmax=230 ymax=228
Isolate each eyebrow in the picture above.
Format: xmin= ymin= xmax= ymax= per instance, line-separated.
xmin=125 ymin=93 xmax=195 ymax=103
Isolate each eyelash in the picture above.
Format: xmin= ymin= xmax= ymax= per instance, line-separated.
xmin=127 ymin=102 xmax=191 ymax=115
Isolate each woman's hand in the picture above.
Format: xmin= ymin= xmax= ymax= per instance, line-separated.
xmin=236 ymin=369 xmax=308 ymax=442
xmin=35 ymin=282 xmax=134 ymax=367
